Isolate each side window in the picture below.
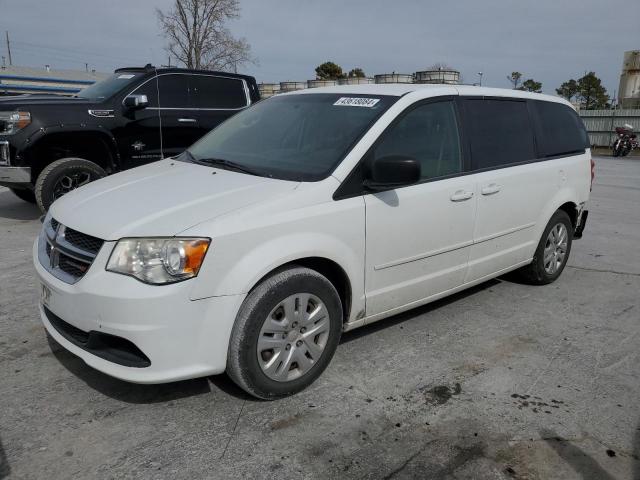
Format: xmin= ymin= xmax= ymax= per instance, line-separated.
xmin=464 ymin=99 xmax=535 ymax=169
xmin=189 ymin=75 xmax=248 ymax=109
xmin=130 ymin=77 xmax=158 ymax=108
xmin=157 ymin=74 xmax=189 ymax=108
xmin=532 ymin=101 xmax=588 ymax=157
xmin=374 ymin=101 xmax=462 ymax=180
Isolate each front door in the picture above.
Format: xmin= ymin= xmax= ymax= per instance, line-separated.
xmin=114 ymin=75 xmax=164 ymax=168
xmin=365 ymin=99 xmax=476 ymax=317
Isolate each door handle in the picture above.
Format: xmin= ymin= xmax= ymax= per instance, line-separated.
xmin=450 ymin=190 xmax=474 ymax=202
xmin=178 ymin=118 xmax=197 ymax=123
xmin=481 ymin=183 xmax=501 ymax=195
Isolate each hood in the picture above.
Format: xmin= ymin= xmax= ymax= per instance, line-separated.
xmin=0 ymin=94 xmax=94 ymax=108
xmin=49 ymin=159 xmax=299 ymax=240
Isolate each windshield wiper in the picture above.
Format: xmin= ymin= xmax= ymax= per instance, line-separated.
xmin=179 ymin=150 xmax=263 ymax=177
xmin=197 ymin=157 xmax=262 ymax=176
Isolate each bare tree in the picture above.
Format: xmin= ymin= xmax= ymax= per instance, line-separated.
xmin=156 ymin=0 xmax=254 ymax=72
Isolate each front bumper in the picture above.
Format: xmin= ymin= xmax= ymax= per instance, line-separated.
xmin=33 ymin=238 xmax=246 ymax=384
xmin=0 ymin=165 xmax=31 ymax=188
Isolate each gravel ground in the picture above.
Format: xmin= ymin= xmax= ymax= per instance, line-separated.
xmin=0 ymin=155 xmax=639 ymax=479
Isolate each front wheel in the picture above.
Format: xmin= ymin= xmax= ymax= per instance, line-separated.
xmin=35 ymin=158 xmax=106 ymax=212
xmin=516 ymin=210 xmax=573 ymax=285
xmin=226 ymin=266 xmax=343 ymax=399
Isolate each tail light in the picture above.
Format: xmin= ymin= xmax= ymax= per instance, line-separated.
xmin=590 ymin=158 xmax=595 ymax=191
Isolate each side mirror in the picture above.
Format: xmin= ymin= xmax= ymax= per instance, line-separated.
xmin=123 ymin=94 xmax=149 ymax=110
xmin=364 ymin=155 xmax=421 ymax=191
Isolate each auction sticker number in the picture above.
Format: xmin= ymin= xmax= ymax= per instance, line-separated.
xmin=333 ymin=97 xmax=380 ymax=108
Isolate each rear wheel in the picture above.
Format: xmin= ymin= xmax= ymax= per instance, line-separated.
xmin=35 ymin=157 xmax=106 ymax=212
xmin=226 ymin=266 xmax=343 ymax=399
xmin=516 ymin=210 xmax=573 ymax=285
xmin=9 ymin=188 xmax=36 ymax=204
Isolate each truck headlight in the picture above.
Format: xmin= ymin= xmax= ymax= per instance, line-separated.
xmin=106 ymin=238 xmax=210 ymax=284
xmin=0 ymin=111 xmax=31 ymax=135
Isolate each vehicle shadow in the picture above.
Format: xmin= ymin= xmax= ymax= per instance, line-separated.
xmin=341 ymin=278 xmax=501 ymax=344
xmin=47 ymin=334 xmax=214 ymax=404
xmin=0 ymin=190 xmax=41 ymax=221
xmin=0 ymin=435 xmax=9 ymax=480
xmin=634 ymin=420 xmax=640 ymax=480
xmin=540 ymin=429 xmax=615 ymax=480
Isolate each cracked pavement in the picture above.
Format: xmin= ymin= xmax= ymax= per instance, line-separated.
xmin=0 ymin=155 xmax=639 ymax=479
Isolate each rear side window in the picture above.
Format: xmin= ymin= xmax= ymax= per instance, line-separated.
xmin=157 ymin=74 xmax=189 ymax=108
xmin=189 ymin=75 xmax=248 ymax=109
xmin=531 ymin=101 xmax=588 ymax=157
xmin=374 ymin=101 xmax=462 ymax=180
xmin=464 ymin=99 xmax=536 ymax=170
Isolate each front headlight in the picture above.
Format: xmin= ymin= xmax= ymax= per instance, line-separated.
xmin=106 ymin=238 xmax=210 ymax=285
xmin=0 ymin=111 xmax=31 ymax=135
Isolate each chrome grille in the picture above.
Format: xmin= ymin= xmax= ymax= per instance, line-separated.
xmin=38 ymin=217 xmax=105 ymax=284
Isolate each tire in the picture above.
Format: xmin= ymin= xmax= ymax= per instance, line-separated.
xmin=516 ymin=210 xmax=573 ymax=285
xmin=9 ymin=188 xmax=36 ymax=204
xmin=227 ymin=266 xmax=343 ymax=400
xmin=35 ymin=158 xmax=106 ymax=212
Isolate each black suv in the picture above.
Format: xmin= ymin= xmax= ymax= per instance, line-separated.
xmin=0 ymin=64 xmax=260 ymax=211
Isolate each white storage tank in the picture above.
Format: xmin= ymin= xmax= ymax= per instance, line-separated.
xmin=279 ymin=81 xmax=307 ymax=93
xmin=258 ymin=83 xmax=280 ymax=98
xmin=414 ymin=69 xmax=461 ymax=85
xmin=618 ymin=50 xmax=640 ymax=109
xmin=374 ymin=73 xmax=414 ymax=84
xmin=338 ymin=77 xmax=374 ymax=85
xmin=307 ymin=79 xmax=338 ymax=88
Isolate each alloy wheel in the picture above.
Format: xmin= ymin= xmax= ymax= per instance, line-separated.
xmin=543 ymin=223 xmax=568 ymax=275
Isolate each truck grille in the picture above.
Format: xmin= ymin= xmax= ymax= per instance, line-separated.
xmin=38 ymin=217 xmax=105 ymax=284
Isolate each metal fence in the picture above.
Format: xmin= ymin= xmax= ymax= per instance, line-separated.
xmin=579 ymin=109 xmax=640 ymax=147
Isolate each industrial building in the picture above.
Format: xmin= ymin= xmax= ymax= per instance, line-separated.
xmin=0 ymin=65 xmax=106 ymax=96
xmin=618 ymin=50 xmax=640 ymax=109
xmin=258 ymin=69 xmax=462 ymax=98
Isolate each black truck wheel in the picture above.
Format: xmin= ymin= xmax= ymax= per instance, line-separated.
xmin=9 ymin=188 xmax=36 ymax=204
xmin=35 ymin=158 xmax=106 ymax=212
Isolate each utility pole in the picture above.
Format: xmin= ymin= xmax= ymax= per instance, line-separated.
xmin=5 ymin=31 xmax=12 ymax=66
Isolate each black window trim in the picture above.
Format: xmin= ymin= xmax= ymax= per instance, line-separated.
xmin=333 ymin=95 xmax=588 ymax=201
xmin=124 ymin=73 xmax=250 ymax=111
xmin=334 ymin=95 xmax=466 ymax=200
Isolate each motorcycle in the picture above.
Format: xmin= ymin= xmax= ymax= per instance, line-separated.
xmin=612 ymin=124 xmax=638 ymax=157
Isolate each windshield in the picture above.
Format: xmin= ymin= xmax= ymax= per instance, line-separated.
xmin=186 ymin=93 xmax=397 ymax=181
xmin=76 ymin=72 xmax=144 ymax=99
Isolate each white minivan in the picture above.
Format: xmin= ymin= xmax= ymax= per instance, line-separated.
xmin=34 ymin=85 xmax=592 ymax=399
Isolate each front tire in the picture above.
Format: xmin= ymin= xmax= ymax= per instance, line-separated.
xmin=516 ymin=210 xmax=573 ymax=285
xmin=227 ymin=266 xmax=343 ymax=400
xmin=35 ymin=158 xmax=106 ymax=212
xmin=9 ymin=188 xmax=36 ymax=204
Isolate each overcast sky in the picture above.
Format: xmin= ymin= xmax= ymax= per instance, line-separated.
xmin=1 ymin=0 xmax=638 ymax=96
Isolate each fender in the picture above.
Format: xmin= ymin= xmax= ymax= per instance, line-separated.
xmin=189 ymin=231 xmax=365 ymax=324
xmin=23 ymin=124 xmax=120 ymax=171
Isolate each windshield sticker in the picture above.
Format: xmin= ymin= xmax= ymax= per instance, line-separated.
xmin=117 ymin=74 xmax=135 ymax=79
xmin=334 ymin=97 xmax=380 ymax=108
